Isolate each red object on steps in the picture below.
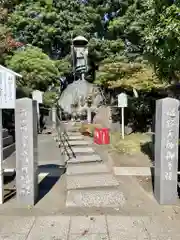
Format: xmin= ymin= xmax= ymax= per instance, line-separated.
xmin=94 ymin=128 xmax=110 ymax=145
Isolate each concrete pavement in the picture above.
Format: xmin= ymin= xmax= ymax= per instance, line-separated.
xmin=0 ymin=214 xmax=179 ymax=239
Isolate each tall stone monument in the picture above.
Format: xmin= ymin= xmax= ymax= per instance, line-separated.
xmin=154 ymin=97 xmax=179 ymax=205
xmin=15 ymin=98 xmax=38 ymax=205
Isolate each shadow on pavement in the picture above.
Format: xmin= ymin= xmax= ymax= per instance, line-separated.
xmin=37 ymin=164 xmax=66 ymax=203
xmin=3 ymin=173 xmax=16 ymax=203
xmin=4 ymin=172 xmax=16 ymax=185
xmin=140 ymin=142 xmax=154 ymax=165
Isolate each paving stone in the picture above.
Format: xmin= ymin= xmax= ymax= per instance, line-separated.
xmin=113 ymin=167 xmax=151 ymax=176
xmin=67 ymin=155 xmax=101 ymax=164
xmin=66 ymin=189 xmax=126 ymax=207
xmin=155 ymin=236 xmax=180 ymax=240
xmin=0 ymin=216 xmax=35 ymax=235
xmin=70 ymin=215 xmax=107 ymax=234
xmin=0 ymin=233 xmax=27 ymax=240
xmin=67 ymin=174 xmax=119 ymax=190
xmin=69 ymin=233 xmax=109 ymax=240
xmin=109 ymin=233 xmax=149 ymax=239
xmin=67 ymin=163 xmax=109 ymax=175
xmin=27 ymin=216 xmax=70 ymax=240
xmin=162 ymin=219 xmax=180 ymax=236
xmin=142 ymin=217 xmax=180 ymax=239
xmin=64 ymin=140 xmax=89 ymax=146
xmin=107 ymin=216 xmax=149 ymax=239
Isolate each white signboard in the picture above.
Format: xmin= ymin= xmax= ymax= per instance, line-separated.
xmin=32 ymin=90 xmax=43 ymax=104
xmin=118 ymin=93 xmax=128 ymax=108
xmin=0 ymin=71 xmax=16 ymax=109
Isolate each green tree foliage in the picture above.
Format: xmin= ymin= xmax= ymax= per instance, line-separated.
xmin=90 ymin=0 xmax=179 ymax=131
xmin=88 ymin=38 xmax=124 ymax=63
xmin=8 ymin=0 xmax=102 ymax=58
xmin=95 ymin=0 xmax=180 ymax=90
xmin=2 ymin=0 xmax=180 ymax=132
xmin=144 ymin=3 xmax=180 ymax=82
xmin=95 ymin=55 xmax=168 ymax=91
xmin=6 ymin=46 xmax=59 ymax=91
xmin=0 ymin=0 xmax=25 ymax=63
xmin=55 ymin=57 xmax=71 ymax=77
xmin=3 ymin=0 xmax=180 ymax=95
xmin=0 ymin=25 xmax=8 ymax=56
xmin=0 ymin=0 xmax=9 ymax=63
xmin=43 ymin=91 xmax=58 ymax=107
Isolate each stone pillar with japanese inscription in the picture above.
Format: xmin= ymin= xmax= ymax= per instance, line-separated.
xmin=15 ymin=98 xmax=38 ymax=206
xmin=154 ymin=97 xmax=179 ymax=205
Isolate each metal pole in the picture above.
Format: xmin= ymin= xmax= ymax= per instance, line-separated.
xmin=82 ymin=73 xmax=85 ymax=81
xmin=121 ymin=107 xmax=125 ymax=139
xmin=0 ymin=109 xmax=3 ymax=204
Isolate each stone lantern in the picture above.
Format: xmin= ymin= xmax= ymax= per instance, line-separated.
xmin=71 ymin=36 xmax=88 ymax=81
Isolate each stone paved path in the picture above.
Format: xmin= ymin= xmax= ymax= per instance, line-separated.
xmin=65 ymin=123 xmax=126 ymax=209
xmin=0 ymin=214 xmax=179 ymax=239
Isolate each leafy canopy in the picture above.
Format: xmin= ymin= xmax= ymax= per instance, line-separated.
xmin=95 ymin=0 xmax=180 ymax=89
xmin=4 ymin=0 xmax=180 ymax=93
xmin=8 ymin=0 xmax=102 ymax=58
xmin=7 ymin=46 xmax=59 ymax=91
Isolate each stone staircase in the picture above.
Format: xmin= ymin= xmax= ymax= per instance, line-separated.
xmin=65 ymin=123 xmax=125 ymax=208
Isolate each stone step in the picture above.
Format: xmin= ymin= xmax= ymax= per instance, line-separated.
xmin=3 ymin=136 xmax=13 ymax=147
xmin=67 ymin=147 xmax=95 ymax=156
xmin=67 ymin=136 xmax=84 ymax=141
xmin=68 ymin=128 xmax=80 ymax=132
xmin=3 ymin=143 xmax=15 ymax=160
xmin=3 ymin=129 xmax=8 ymax=138
xmin=67 ymin=154 xmax=102 ymax=164
xmin=66 ymin=173 xmax=119 ymax=190
xmin=66 ymin=162 xmax=109 ymax=175
xmin=64 ymin=140 xmax=90 ymax=147
xmin=66 ymin=188 xmax=126 ymax=208
xmin=67 ymin=132 xmax=82 ymax=136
